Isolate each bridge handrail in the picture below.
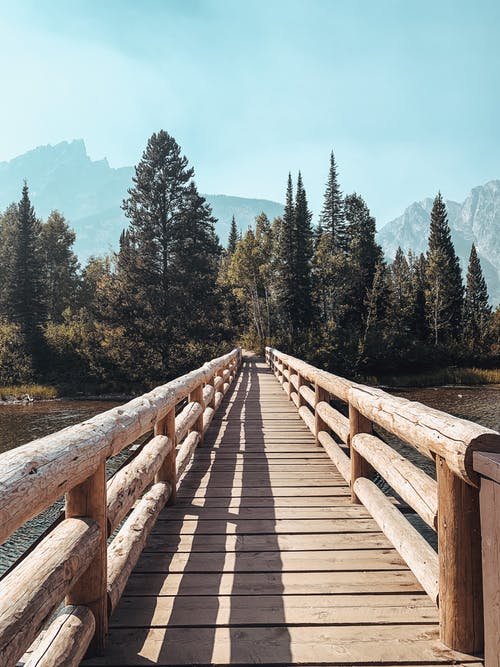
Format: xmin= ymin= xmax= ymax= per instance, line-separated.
xmin=0 ymin=347 xmax=241 ymax=666
xmin=266 ymin=346 xmax=500 ymax=657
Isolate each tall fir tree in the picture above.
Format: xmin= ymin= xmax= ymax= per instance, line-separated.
xmin=344 ymin=193 xmax=382 ymax=327
xmin=113 ymin=130 xmax=222 ymax=381
xmin=425 ymin=192 xmax=463 ymax=346
xmin=5 ymin=183 xmax=45 ymax=361
xmin=40 ymin=211 xmax=80 ymax=322
xmin=274 ymin=173 xmax=296 ymax=336
xmin=319 ymin=151 xmax=346 ymax=252
xmin=227 ymin=215 xmax=238 ymax=255
xmin=463 ymin=243 xmax=491 ymax=358
xmin=293 ymin=172 xmax=314 ymax=329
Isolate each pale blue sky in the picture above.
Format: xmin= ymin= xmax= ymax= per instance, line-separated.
xmin=0 ymin=0 xmax=499 ymax=225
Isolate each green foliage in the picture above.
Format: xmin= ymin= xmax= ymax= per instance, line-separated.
xmin=463 ymin=244 xmax=492 ymax=359
xmin=0 ymin=384 xmax=58 ymax=401
xmin=227 ymin=215 xmax=238 ymax=255
xmin=0 ymin=319 xmax=33 ymax=385
xmin=319 ymin=151 xmax=346 ymax=252
xmin=425 ymin=192 xmax=463 ymax=345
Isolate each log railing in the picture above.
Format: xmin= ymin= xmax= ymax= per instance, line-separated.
xmin=0 ymin=347 xmax=241 ymax=667
xmin=266 ymin=346 xmax=500 ymax=656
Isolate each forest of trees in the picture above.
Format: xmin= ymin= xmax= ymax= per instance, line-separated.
xmin=0 ymin=134 xmax=498 ymax=392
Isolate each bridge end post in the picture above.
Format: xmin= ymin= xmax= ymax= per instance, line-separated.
xmin=437 ymin=456 xmax=484 ymax=655
xmin=314 ymin=383 xmax=328 ymax=447
xmin=65 ymin=463 xmax=108 ymax=655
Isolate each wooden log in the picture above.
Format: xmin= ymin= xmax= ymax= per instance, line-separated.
xmin=299 ymin=384 xmax=315 ymax=409
xmin=318 ymin=430 xmax=351 ymax=484
xmin=289 ymin=373 xmax=299 ymax=391
xmin=0 ymin=348 xmax=240 ymax=545
xmin=175 ymin=400 xmax=203 ymax=443
xmin=349 ymin=404 xmax=373 ymax=504
xmin=282 ymin=366 xmax=290 ymax=381
xmin=352 ymin=433 xmax=438 ymax=530
xmin=202 ymin=406 xmax=215 ymax=434
xmin=349 ymin=384 xmax=500 ymax=486
xmin=176 ymin=432 xmax=201 ymax=480
xmin=283 ymin=381 xmax=291 ymax=396
xmin=298 ymin=405 xmax=315 ymax=435
xmin=353 ymin=477 xmax=439 ymax=604
xmin=189 ymin=384 xmax=204 ymax=442
xmin=202 ymin=384 xmax=215 ymax=408
xmin=437 ymin=455 xmax=483 ymax=654
xmin=474 ymin=452 xmax=500 ymax=667
xmin=66 ymin=463 xmax=107 ymax=654
xmin=290 ymin=391 xmax=299 ymax=408
xmin=107 ymin=434 xmax=171 ymax=534
xmin=222 ymin=368 xmax=230 ymax=382
xmin=316 ymin=401 xmax=350 ymax=443
xmin=24 ymin=605 xmax=95 ymax=667
xmin=107 ymin=482 xmax=171 ymax=614
xmin=0 ymin=518 xmax=99 ymax=667
xmin=266 ymin=347 xmax=354 ymax=402
xmin=214 ymin=390 xmax=224 ymax=410
xmin=154 ymin=408 xmax=176 ymax=504
xmin=213 ymin=375 xmax=224 ymax=392
xmin=223 ymin=381 xmax=230 ymax=393
xmin=314 ymin=385 xmax=328 ymax=447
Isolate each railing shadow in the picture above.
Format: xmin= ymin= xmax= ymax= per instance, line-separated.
xmin=110 ymin=356 xmax=292 ymax=663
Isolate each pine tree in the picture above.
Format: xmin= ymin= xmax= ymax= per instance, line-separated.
xmin=40 ymin=211 xmax=80 ymax=322
xmin=294 ymin=172 xmax=313 ymax=329
xmin=344 ymin=193 xmax=382 ymax=327
xmin=5 ymin=183 xmax=44 ymax=361
xmin=425 ymin=192 xmax=463 ymax=346
xmin=389 ymin=248 xmax=415 ymax=337
xmin=274 ymin=174 xmax=296 ymax=335
xmin=227 ymin=215 xmax=238 ymax=255
xmin=319 ymin=151 xmax=346 ymax=252
xmin=114 ymin=130 xmax=223 ymax=381
xmin=463 ymin=243 xmax=491 ymax=358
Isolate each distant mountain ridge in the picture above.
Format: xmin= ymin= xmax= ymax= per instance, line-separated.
xmin=0 ymin=140 xmax=284 ymax=260
xmin=376 ymin=181 xmax=500 ymax=305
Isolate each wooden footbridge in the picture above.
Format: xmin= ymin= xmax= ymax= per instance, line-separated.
xmin=1 ymin=348 xmax=499 ymax=665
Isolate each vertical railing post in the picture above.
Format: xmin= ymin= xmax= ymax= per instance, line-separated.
xmin=314 ymin=383 xmax=328 ymax=447
xmin=190 ymin=382 xmax=205 ymax=442
xmin=286 ymin=363 xmax=292 ymax=400
xmin=207 ymin=374 xmax=216 ymax=409
xmin=155 ymin=407 xmax=177 ymax=504
xmin=66 ymin=463 xmax=108 ymax=654
xmin=436 ymin=456 xmax=483 ymax=654
xmin=474 ymin=451 xmax=500 ymax=667
xmin=349 ymin=404 xmax=373 ymax=504
xmin=297 ymin=372 xmax=304 ymax=408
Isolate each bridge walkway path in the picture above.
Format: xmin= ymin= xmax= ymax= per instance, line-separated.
xmin=84 ymin=357 xmax=481 ymax=666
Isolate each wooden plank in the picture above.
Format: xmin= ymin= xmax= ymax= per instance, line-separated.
xmin=149 ymin=517 xmax=379 ymax=534
xmin=160 ymin=506 xmax=373 ymax=519
xmin=133 ymin=548 xmax=407 ymax=573
xmin=83 ymin=624 xmax=478 ymax=665
xmin=123 ymin=569 xmax=424 ymax=596
xmin=111 ymin=593 xmax=437 ymax=627
xmin=143 ymin=531 xmax=393 ymax=552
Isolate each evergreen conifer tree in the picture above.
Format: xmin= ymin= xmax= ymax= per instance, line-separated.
xmin=227 ymin=215 xmax=238 ymax=255
xmin=294 ymin=172 xmax=314 ymax=329
xmin=5 ymin=183 xmax=44 ymax=361
xmin=463 ymin=243 xmax=491 ymax=357
xmin=114 ymin=130 xmax=222 ymax=381
xmin=319 ymin=151 xmax=346 ymax=252
xmin=274 ymin=174 xmax=296 ymax=335
xmin=344 ymin=193 xmax=382 ymax=327
xmin=425 ymin=192 xmax=463 ymax=346
xmin=40 ymin=211 xmax=80 ymax=322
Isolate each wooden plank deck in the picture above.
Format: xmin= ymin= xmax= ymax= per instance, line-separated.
xmin=83 ymin=358 xmax=483 ymax=666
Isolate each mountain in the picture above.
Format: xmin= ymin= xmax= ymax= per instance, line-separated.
xmin=377 ymin=181 xmax=500 ymax=305
xmin=0 ymin=140 xmax=284 ymax=260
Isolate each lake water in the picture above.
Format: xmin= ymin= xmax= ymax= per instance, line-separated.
xmin=0 ymin=385 xmax=499 ymax=574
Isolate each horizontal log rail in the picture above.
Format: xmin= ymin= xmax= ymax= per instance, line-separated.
xmin=0 ymin=347 xmax=241 ymax=666
xmin=266 ymin=346 xmax=500 ymax=656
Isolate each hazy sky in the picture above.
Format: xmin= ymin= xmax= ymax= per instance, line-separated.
xmin=1 ymin=0 xmax=499 ymax=225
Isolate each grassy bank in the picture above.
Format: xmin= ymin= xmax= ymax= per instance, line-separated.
xmin=376 ymin=367 xmax=500 ymax=388
xmin=0 ymin=384 xmax=59 ymax=401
